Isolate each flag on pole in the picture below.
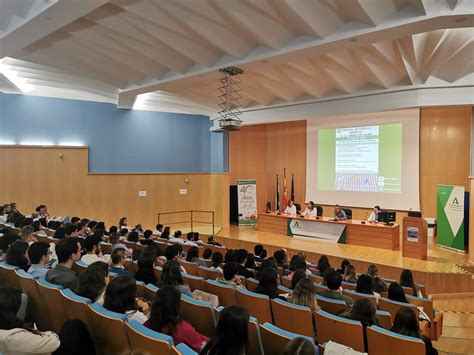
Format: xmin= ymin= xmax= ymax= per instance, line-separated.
xmin=276 ymin=174 xmax=280 ymax=212
xmin=282 ymin=168 xmax=288 ymax=211
xmin=291 ymin=174 xmax=295 ymax=202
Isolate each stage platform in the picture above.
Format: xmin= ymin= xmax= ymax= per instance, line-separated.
xmin=216 ymin=225 xmax=474 ymax=295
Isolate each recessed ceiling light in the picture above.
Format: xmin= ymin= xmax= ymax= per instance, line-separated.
xmin=349 ymin=38 xmax=359 ymax=43
xmin=455 ymin=17 xmax=467 ymax=23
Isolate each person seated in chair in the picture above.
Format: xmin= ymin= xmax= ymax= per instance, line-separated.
xmin=302 ymin=201 xmax=317 ymax=217
xmin=284 ymin=200 xmax=297 ymax=215
xmin=80 ymin=235 xmax=110 ymax=265
xmin=216 ymin=262 xmax=245 ymax=288
xmin=316 ymin=269 xmax=354 ymax=306
xmin=45 ymin=237 xmax=81 ymax=292
xmin=27 ymin=242 xmax=52 ymax=279
xmin=368 ymin=206 xmax=381 ymax=223
xmin=334 ymin=205 xmax=347 ymax=220
xmin=235 ymin=249 xmax=255 ymax=278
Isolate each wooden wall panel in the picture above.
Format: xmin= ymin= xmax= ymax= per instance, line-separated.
xmin=0 ymin=146 xmax=229 ymax=230
xmin=229 ymin=125 xmax=268 ymax=212
xmin=420 ymin=107 xmax=472 ymax=217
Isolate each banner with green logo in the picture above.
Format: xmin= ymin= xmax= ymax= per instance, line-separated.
xmin=437 ymin=185 xmax=466 ymax=251
xmin=237 ymin=180 xmax=257 ymax=225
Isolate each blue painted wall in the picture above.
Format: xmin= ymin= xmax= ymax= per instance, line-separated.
xmin=0 ymin=93 xmax=228 ymax=172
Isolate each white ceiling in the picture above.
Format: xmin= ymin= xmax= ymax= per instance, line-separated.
xmin=0 ymin=0 xmax=472 ymax=120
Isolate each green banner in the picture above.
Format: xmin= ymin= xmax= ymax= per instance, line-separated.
xmin=437 ymin=185 xmax=466 ymax=251
xmin=237 ymin=180 xmax=257 ymax=225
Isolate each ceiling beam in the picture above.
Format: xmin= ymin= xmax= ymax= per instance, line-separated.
xmin=0 ymin=0 xmax=108 ymax=59
xmin=118 ymin=10 xmax=474 ymax=108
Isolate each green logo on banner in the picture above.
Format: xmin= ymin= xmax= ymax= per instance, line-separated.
xmin=452 ymin=197 xmax=459 ymax=205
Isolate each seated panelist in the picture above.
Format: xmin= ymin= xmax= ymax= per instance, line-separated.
xmin=368 ymin=205 xmax=381 ymax=223
xmin=334 ymin=205 xmax=347 ymax=220
xmin=284 ymin=200 xmax=297 ymax=215
xmin=302 ymin=201 xmax=317 ymax=217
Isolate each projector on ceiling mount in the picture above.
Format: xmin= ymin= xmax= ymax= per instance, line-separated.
xmin=217 ymin=66 xmax=244 ymax=131
xmin=219 ymin=118 xmax=242 ymax=131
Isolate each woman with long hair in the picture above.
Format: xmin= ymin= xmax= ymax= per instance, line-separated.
xmin=103 ymin=275 xmax=148 ymax=323
xmin=158 ymin=260 xmax=192 ymax=297
xmin=255 ymin=268 xmax=283 ymax=300
xmin=0 ymin=286 xmax=60 ymax=353
xmin=288 ymin=277 xmax=319 ymax=312
xmin=347 ymin=298 xmax=378 ymax=352
xmin=388 ymin=282 xmax=409 ymax=303
xmin=399 ymin=269 xmax=423 ymax=298
xmin=77 ymin=261 xmax=110 ymax=304
xmin=391 ymin=307 xmax=438 ymax=355
xmin=135 ymin=251 xmax=158 ymax=285
xmin=200 ymin=305 xmax=249 ymax=355
xmin=6 ymin=240 xmax=29 ymax=271
xmin=343 ymin=264 xmax=358 ymax=283
xmin=144 ymin=286 xmax=208 ymax=352
xmin=20 ymin=225 xmax=37 ymax=244
xmin=355 ymin=274 xmax=381 ymax=301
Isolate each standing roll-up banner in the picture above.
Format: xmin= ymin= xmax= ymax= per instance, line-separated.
xmin=237 ymin=179 xmax=257 ymax=226
xmin=437 ymin=185 xmax=466 ymax=252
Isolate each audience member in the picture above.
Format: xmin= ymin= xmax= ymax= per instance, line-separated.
xmin=81 ymin=235 xmax=110 ymax=265
xmin=202 ymin=248 xmax=212 ymax=260
xmin=291 ymin=269 xmax=307 ymax=290
xmin=244 ymin=253 xmax=257 ymax=270
xmin=388 ymin=282 xmax=408 ymax=303
xmin=155 ymin=224 xmax=164 ymax=236
xmin=273 ymin=249 xmax=289 ymax=269
xmin=288 ymin=277 xmax=319 ymax=312
xmin=6 ymin=241 xmax=30 ymax=271
xmin=78 ymin=261 xmax=110 ymax=304
xmin=254 ymin=244 xmax=265 ymax=262
xmin=316 ymin=270 xmax=354 ymax=306
xmin=283 ymin=337 xmax=316 ymax=355
xmin=109 ymin=232 xmax=133 ymax=254
xmin=347 ymin=298 xmax=377 ymax=352
xmin=391 ymin=307 xmax=438 ymax=355
xmin=127 ymin=231 xmax=139 ymax=243
xmin=103 ymin=275 xmax=148 ymax=323
xmin=108 ymin=225 xmax=118 ymax=235
xmin=256 ymin=257 xmax=278 ymax=280
xmin=186 ymin=246 xmax=205 ymax=266
xmin=193 ymin=232 xmax=203 ymax=245
xmin=224 ymin=249 xmax=236 ymax=263
xmin=65 ymin=224 xmax=80 ymax=238
xmin=206 ymin=235 xmax=222 ymax=247
xmin=45 ymin=237 xmax=81 ymax=292
xmin=53 ymin=227 xmax=67 ymax=240
xmin=373 ymin=276 xmax=388 ymax=293
xmin=322 ymin=267 xmax=336 ymax=286
xmin=135 ymin=251 xmax=158 ymax=285
xmin=200 ymin=305 xmax=249 ymax=355
xmin=169 ymin=230 xmax=184 ymax=244
xmin=20 ymin=225 xmax=37 ymax=244
xmin=356 ymin=274 xmax=381 ymax=301
xmin=400 ymin=269 xmax=423 ymax=298
xmin=255 ymin=268 xmax=284 ymax=300
xmin=216 ymin=262 xmax=245 ymax=288
xmin=343 ymin=264 xmax=357 ymax=283
xmin=118 ymin=217 xmax=130 ymax=231
xmin=158 ymin=260 xmax=192 ymax=297
xmin=27 ymin=242 xmax=51 ymax=278
xmin=337 ymin=259 xmax=350 ymax=274
xmin=210 ymin=252 xmax=223 ymax=272
xmin=289 ymin=254 xmax=310 ymax=277
xmin=184 ymin=232 xmax=198 ymax=246
xmin=0 ymin=287 xmax=60 ymax=353
xmin=140 ymin=230 xmax=156 ymax=246
xmin=235 ymin=249 xmax=255 ymax=278
xmin=367 ymin=264 xmax=379 ymax=278
xmin=109 ymin=248 xmax=130 ymax=276
xmin=134 ymin=224 xmax=143 ymax=233
xmin=160 ymin=229 xmax=171 ymax=240
xmin=145 ymin=286 xmax=208 ymax=352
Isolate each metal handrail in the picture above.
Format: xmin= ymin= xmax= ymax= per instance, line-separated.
xmin=157 ymin=210 xmax=215 ymax=236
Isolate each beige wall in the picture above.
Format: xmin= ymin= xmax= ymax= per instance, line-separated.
xmin=0 ymin=146 xmax=229 ymax=230
xmin=229 ymin=107 xmax=472 ymax=218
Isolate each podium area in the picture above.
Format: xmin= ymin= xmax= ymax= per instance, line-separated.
xmin=216 ymin=225 xmax=473 ymax=295
xmin=258 ymin=212 xmax=400 ymax=250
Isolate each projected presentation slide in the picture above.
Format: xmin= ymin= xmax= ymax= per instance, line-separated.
xmin=318 ymin=123 xmax=402 ymax=193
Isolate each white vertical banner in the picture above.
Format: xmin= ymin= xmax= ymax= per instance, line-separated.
xmin=237 ymin=179 xmax=257 ymax=225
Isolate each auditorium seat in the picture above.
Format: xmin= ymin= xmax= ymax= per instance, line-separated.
xmin=197 ymin=265 xmax=220 ymax=280
xmin=246 ymin=277 xmax=259 ymax=292
xmin=277 ymin=285 xmax=292 ymax=295
xmin=343 ymin=289 xmax=378 ymax=309
xmin=204 ymin=279 xmax=236 ymax=307
xmin=313 ymin=283 xmax=328 ymax=293
xmin=271 ymin=298 xmax=314 ymax=337
xmin=379 ymin=298 xmax=419 ymax=320
xmin=125 ymin=320 xmax=177 ymax=354
xmin=341 ymin=281 xmax=356 ymax=291
xmin=61 ymin=289 xmax=97 ymax=343
xmin=179 ymin=260 xmax=199 ymax=276
xmin=342 ymin=208 xmax=352 ymax=219
xmin=124 ymin=260 xmax=138 ymax=273
xmin=314 ymin=310 xmax=365 ymax=352
xmin=316 ymin=295 xmax=348 ymax=315
xmin=281 ymin=275 xmax=292 ymax=289
xmin=36 ymin=278 xmax=68 ymax=333
xmin=175 ymin=343 xmax=198 ymax=355
xmin=144 ymin=283 xmax=159 ymax=303
xmin=309 ymin=274 xmax=323 ymax=284
xmin=0 ymin=263 xmax=20 ymax=288
xmin=180 ymin=294 xmax=217 ymax=337
xmin=260 ymin=323 xmax=317 ymax=355
xmin=316 ymin=205 xmax=323 ymax=217
xmin=154 ymin=265 xmax=163 ymax=280
xmin=136 ymin=280 xmax=145 ymax=298
xmin=367 ymin=325 xmax=426 ymax=355
xmin=89 ymin=302 xmax=130 ymax=355
xmin=209 ymin=245 xmax=226 ymax=255
xmin=375 ymin=310 xmax=392 ymax=329
xmin=248 ymin=316 xmax=264 ymax=355
xmin=16 ymin=270 xmax=50 ymax=331
xmin=235 ymin=288 xmax=273 ymax=324
xmin=100 ymin=242 xmax=113 ymax=255
xmin=182 ymin=273 xmax=205 ymax=291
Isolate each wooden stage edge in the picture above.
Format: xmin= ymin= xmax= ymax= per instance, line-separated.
xmin=216 ymin=225 xmax=474 ymax=295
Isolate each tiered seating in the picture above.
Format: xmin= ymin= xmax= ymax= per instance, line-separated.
xmin=182 ymin=273 xmax=205 ymax=291
xmin=235 ymin=288 xmax=273 ymax=324
xmin=197 ymin=265 xmax=220 ymax=280
xmin=36 ymin=278 xmax=68 ymax=333
xmin=316 ymin=295 xmax=348 ymax=315
xmin=260 ymin=323 xmax=317 ymax=354
xmin=367 ymin=325 xmax=426 ymax=355
xmin=204 ymin=279 xmax=236 ymax=307
xmin=180 ymin=294 xmax=217 ymax=337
